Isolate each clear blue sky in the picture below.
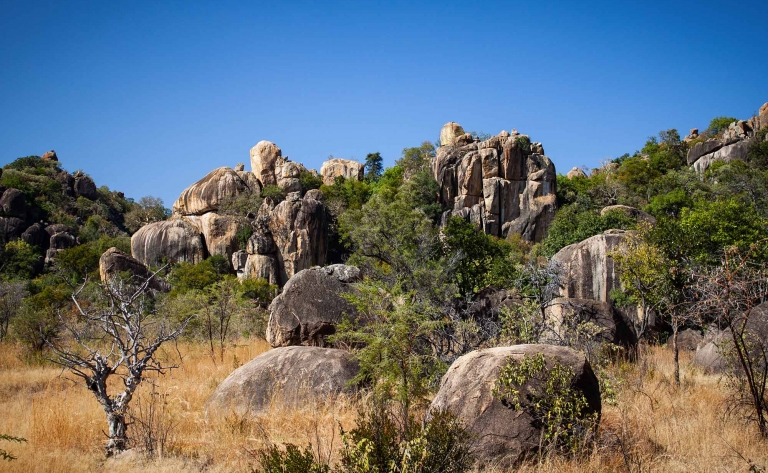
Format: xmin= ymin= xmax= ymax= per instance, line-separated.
xmin=2 ymin=0 xmax=766 ymax=208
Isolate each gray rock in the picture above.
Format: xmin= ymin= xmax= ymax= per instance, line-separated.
xmin=74 ymin=175 xmax=98 ymax=200
xmin=45 ymin=223 xmax=74 ymax=236
xmin=675 ymin=329 xmax=703 ymax=352
xmin=0 ymin=217 xmax=25 ymax=243
xmin=206 ymin=346 xmax=360 ymax=416
xmin=693 ymin=141 xmax=751 ymax=173
xmin=552 ymin=230 xmax=632 ymax=303
xmin=687 ymin=139 xmax=723 ymax=165
xmin=0 ymin=188 xmax=26 ymax=218
xmin=266 ymin=265 xmax=361 ymax=348
xmin=21 ymin=223 xmax=48 ymax=250
xmin=693 ymin=331 xmax=729 ymax=374
xmin=429 ymin=344 xmax=600 ymax=467
xmin=242 ymin=253 xmax=279 ymax=285
xmin=49 ymin=232 xmax=76 ymax=250
xmin=130 ymin=218 xmax=206 ymax=267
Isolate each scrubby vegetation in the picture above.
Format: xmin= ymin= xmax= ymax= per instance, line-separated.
xmin=3 ymin=107 xmax=768 ymax=470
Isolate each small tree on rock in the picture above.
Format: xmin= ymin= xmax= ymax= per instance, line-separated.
xmin=46 ymin=272 xmax=191 ymax=456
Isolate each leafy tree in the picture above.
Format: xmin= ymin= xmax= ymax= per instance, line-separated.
xmin=396 ymin=142 xmax=436 ymax=178
xmin=55 ymin=236 xmax=131 ymax=282
xmin=708 ymin=116 xmax=739 ymax=134
xmin=298 ymin=170 xmax=323 ymax=193
xmin=168 ymin=256 xmax=228 ymax=295
xmin=0 ymin=282 xmax=25 ymax=341
xmin=364 ymin=152 xmax=384 ymax=182
xmin=124 ymin=196 xmax=170 ymax=233
xmin=540 ymin=206 xmax=637 ymax=257
xmin=0 ymin=240 xmax=42 ymax=281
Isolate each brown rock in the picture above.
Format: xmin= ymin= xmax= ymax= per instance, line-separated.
xmin=99 ymin=247 xmax=170 ymax=292
xmin=439 ymin=122 xmax=466 ymax=147
xmin=206 ymin=346 xmax=360 ymax=416
xmin=429 ymin=344 xmax=600 ymax=467
xmin=41 ymin=150 xmax=58 ymax=161
xmin=566 ymin=167 xmax=588 ymax=179
xmin=250 ymin=140 xmax=282 ymax=186
xmin=320 ymin=159 xmax=365 ymax=185
xmin=173 ymin=167 xmax=258 ymax=216
xmin=242 ymin=253 xmax=279 ymax=285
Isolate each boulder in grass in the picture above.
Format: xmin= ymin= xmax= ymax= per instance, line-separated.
xmin=429 ymin=344 xmax=601 ymax=468
xmin=206 ymin=346 xmax=360 ymax=416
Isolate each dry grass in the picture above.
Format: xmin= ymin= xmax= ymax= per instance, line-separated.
xmin=1 ymin=341 xmax=767 ymax=472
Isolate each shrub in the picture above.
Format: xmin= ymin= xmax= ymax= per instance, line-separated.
xmin=252 ymin=444 xmax=330 ymax=473
xmin=493 ymin=353 xmax=598 ymax=454
xmin=299 ymin=171 xmax=324 ymax=193
xmin=708 ymin=116 xmax=739 ymax=134
xmin=261 ymin=185 xmax=287 ymax=203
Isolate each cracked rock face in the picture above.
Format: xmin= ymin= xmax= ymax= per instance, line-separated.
xmin=433 ymin=125 xmax=556 ymax=242
xmin=173 ymin=167 xmax=260 ymax=216
xmin=319 ymin=158 xmax=364 ymax=185
xmin=130 ymin=218 xmax=207 ymax=266
xmin=266 ymin=264 xmax=361 ymax=348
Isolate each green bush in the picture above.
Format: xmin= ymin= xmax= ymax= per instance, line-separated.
xmin=299 ymin=171 xmax=324 ymax=193
xmin=708 ymin=116 xmax=739 ymax=134
xmin=261 ymin=185 xmax=287 ymax=203
xmin=252 ymin=443 xmax=329 ymax=473
xmin=493 ymin=353 xmax=598 ymax=454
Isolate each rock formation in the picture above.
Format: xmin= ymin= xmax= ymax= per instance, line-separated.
xmin=135 ymin=143 xmax=329 ymax=286
xmin=0 ymin=188 xmax=26 ymax=218
xmin=266 ymin=264 xmax=361 ymax=347
xmin=566 ymin=167 xmax=588 ymax=179
xmin=131 ymin=218 xmax=206 ymax=266
xmin=429 ymin=344 xmax=601 ymax=467
xmin=172 ymin=167 xmax=260 ymax=216
xmin=99 ymin=247 xmax=170 ymax=292
xmin=206 ymin=346 xmax=360 ymax=416
xmin=551 ymin=230 xmax=631 ymax=303
xmin=688 ymin=104 xmax=768 ymax=173
xmin=433 ymin=124 xmax=556 ymax=242
xmin=319 ymin=158 xmax=364 ymax=185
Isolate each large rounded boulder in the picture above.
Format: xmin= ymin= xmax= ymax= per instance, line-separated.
xmin=173 ymin=167 xmax=259 ymax=216
xmin=266 ymin=264 xmax=361 ymax=347
xmin=130 ymin=218 xmax=206 ymax=266
xmin=319 ymin=158 xmax=364 ymax=185
xmin=429 ymin=344 xmax=601 ymax=467
xmin=206 ymin=346 xmax=360 ymax=416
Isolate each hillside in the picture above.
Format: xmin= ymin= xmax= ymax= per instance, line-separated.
xmin=1 ymin=102 xmax=768 ymax=472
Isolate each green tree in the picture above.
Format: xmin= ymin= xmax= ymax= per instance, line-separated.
xmin=364 ymin=152 xmax=384 ymax=182
xmin=396 ymin=142 xmax=436 ymax=178
xmin=708 ymin=116 xmax=739 ymax=134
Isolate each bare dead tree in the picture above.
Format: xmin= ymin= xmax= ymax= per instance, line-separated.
xmin=690 ymin=245 xmax=768 ymax=436
xmin=46 ymin=272 xmax=191 ymax=456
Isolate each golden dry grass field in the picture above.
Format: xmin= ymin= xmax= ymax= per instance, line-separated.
xmin=0 ymin=341 xmax=766 ymax=473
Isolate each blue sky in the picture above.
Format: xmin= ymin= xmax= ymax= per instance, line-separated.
xmin=1 ymin=1 xmax=766 ymax=208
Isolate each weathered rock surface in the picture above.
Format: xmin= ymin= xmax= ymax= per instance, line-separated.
xmin=49 ymin=231 xmax=76 ymax=250
xmin=566 ymin=167 xmax=587 ymax=179
xmin=552 ymin=230 xmax=632 ymax=302
xmin=263 ymin=190 xmax=327 ymax=284
xmin=242 ymin=253 xmax=279 ymax=285
xmin=131 ymin=218 xmax=206 ymax=266
xmin=99 ymin=247 xmax=170 ymax=292
xmin=266 ymin=264 xmax=360 ymax=347
xmin=41 ymin=150 xmax=58 ymax=161
xmin=429 ymin=344 xmax=601 ymax=467
xmin=600 ymin=205 xmax=656 ymax=225
xmin=188 ymin=212 xmax=249 ymax=261
xmin=692 ymin=141 xmax=750 ymax=174
xmin=0 ymin=188 xmax=26 ymax=218
xmin=173 ymin=167 xmax=260 ymax=216
xmin=542 ymin=298 xmax=637 ymax=353
xmin=439 ymin=122 xmax=466 ymax=147
xmin=250 ymin=140 xmax=282 ymax=186
xmin=434 ymin=126 xmax=557 ymax=242
xmin=319 ymin=158 xmax=364 ymax=185
xmin=693 ymin=329 xmax=730 ymax=374
xmin=206 ymin=346 xmax=360 ymax=416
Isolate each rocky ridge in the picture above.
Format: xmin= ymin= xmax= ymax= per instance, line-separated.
xmin=433 ymin=122 xmax=557 ymax=242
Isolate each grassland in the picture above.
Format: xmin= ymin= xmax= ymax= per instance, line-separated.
xmin=0 ymin=340 xmax=766 ymax=473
